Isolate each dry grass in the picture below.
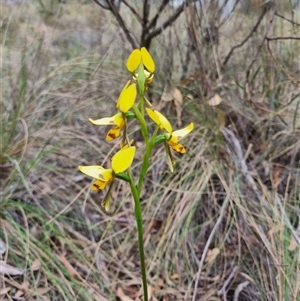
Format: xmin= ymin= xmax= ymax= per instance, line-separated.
xmin=1 ymin=1 xmax=300 ymax=301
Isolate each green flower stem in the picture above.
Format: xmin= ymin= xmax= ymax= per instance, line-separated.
xmin=127 ymin=170 xmax=148 ymax=301
xmin=137 ymin=143 xmax=151 ymax=196
xmin=131 ymin=104 xmax=148 ymax=144
xmin=139 ymin=93 xmax=145 ymax=120
xmin=137 ymin=125 xmax=159 ymax=195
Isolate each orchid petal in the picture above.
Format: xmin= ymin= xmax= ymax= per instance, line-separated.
xmin=171 ymin=123 xmax=194 ymax=142
xmin=89 ymin=113 xmax=124 ymax=126
xmin=118 ymin=83 xmax=137 ymax=113
xmin=146 ymin=109 xmax=172 ymax=133
xmin=78 ymin=166 xmax=113 ymax=182
xmin=126 ymin=49 xmax=141 ymax=73
xmin=106 ymin=126 xmax=122 ymax=141
xmin=141 ymin=47 xmax=155 ymax=73
xmin=111 ymin=146 xmax=136 ymax=174
xmin=91 ymin=179 xmax=107 ymax=191
xmin=117 ymin=80 xmax=131 ymax=108
xmin=168 ymin=141 xmax=186 ymax=154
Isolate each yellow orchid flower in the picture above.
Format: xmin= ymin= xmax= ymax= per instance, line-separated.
xmin=89 ymin=81 xmax=136 ymax=141
xmin=146 ymin=108 xmax=194 ymax=153
xmin=127 ymin=47 xmax=155 ymax=74
xmin=146 ymin=108 xmax=193 ymax=172
xmin=78 ymin=146 xmax=136 ymax=211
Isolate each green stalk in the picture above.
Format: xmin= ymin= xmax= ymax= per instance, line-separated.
xmin=127 ymin=170 xmax=148 ymax=301
xmin=131 ymin=104 xmax=148 ymax=143
xmin=137 ymin=125 xmax=159 ymax=195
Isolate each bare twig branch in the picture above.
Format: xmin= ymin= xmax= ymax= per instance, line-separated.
xmin=219 ymin=0 xmax=241 ymax=27
xmin=266 ymin=36 xmax=300 ymax=41
xmin=185 ymin=3 xmax=212 ymax=96
xmin=141 ymin=0 xmax=150 ymax=46
xmin=143 ymin=0 xmax=150 ymax=27
xmin=94 ymin=0 xmax=138 ymax=49
xmin=275 ymin=12 xmax=300 ymax=27
xmin=244 ymin=5 xmax=277 ymax=98
xmin=94 ymin=0 xmax=119 ymax=10
xmin=109 ymin=0 xmax=138 ymax=49
xmin=93 ymin=0 xmax=111 ymax=10
xmin=147 ymin=0 xmax=170 ymax=31
xmin=222 ymin=5 xmax=268 ymax=67
xmin=266 ymin=38 xmax=300 ymax=87
xmin=144 ymin=1 xmax=188 ymax=48
xmin=121 ymin=0 xmax=143 ymax=24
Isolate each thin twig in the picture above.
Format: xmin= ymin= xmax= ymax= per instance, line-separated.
xmin=233 ymin=281 xmax=250 ymax=301
xmin=244 ymin=4 xmax=277 ymax=97
xmin=222 ymin=5 xmax=268 ymax=67
xmin=266 ymin=36 xmax=300 ymax=41
xmin=121 ymin=0 xmax=143 ymax=24
xmin=144 ymin=1 xmax=194 ymax=48
xmin=275 ymin=12 xmax=300 ymax=27
xmin=141 ymin=0 xmax=150 ymax=46
xmin=219 ymin=0 xmax=241 ymax=27
xmin=266 ymin=38 xmax=300 ymax=87
xmin=217 ymin=265 xmax=239 ymax=296
xmin=95 ymin=0 xmax=138 ymax=49
xmin=191 ymin=190 xmax=231 ymax=301
xmin=187 ymin=3 xmax=212 ymax=96
xmin=147 ymin=0 xmax=171 ymax=31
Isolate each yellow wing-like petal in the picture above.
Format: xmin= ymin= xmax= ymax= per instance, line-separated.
xmin=118 ymin=83 xmax=137 ymax=113
xmin=171 ymin=122 xmax=194 ymax=142
xmin=146 ymin=108 xmax=160 ymax=127
xmin=120 ymin=80 xmax=131 ymax=95
xmin=126 ymin=49 xmax=141 ymax=73
xmin=155 ymin=110 xmax=172 ymax=133
xmin=78 ymin=165 xmax=113 ymax=181
xmin=89 ymin=113 xmax=123 ymax=126
xmin=106 ymin=126 xmax=122 ymax=141
xmin=117 ymin=80 xmax=131 ymax=108
xmin=141 ymin=47 xmax=155 ymax=73
xmin=111 ymin=146 xmax=136 ymax=174
xmin=146 ymin=108 xmax=172 ymax=133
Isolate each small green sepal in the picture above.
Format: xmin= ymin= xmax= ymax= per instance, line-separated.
xmin=125 ymin=111 xmax=136 ymax=120
xmin=154 ymin=134 xmax=167 ymax=146
xmin=115 ymin=172 xmax=130 ymax=182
